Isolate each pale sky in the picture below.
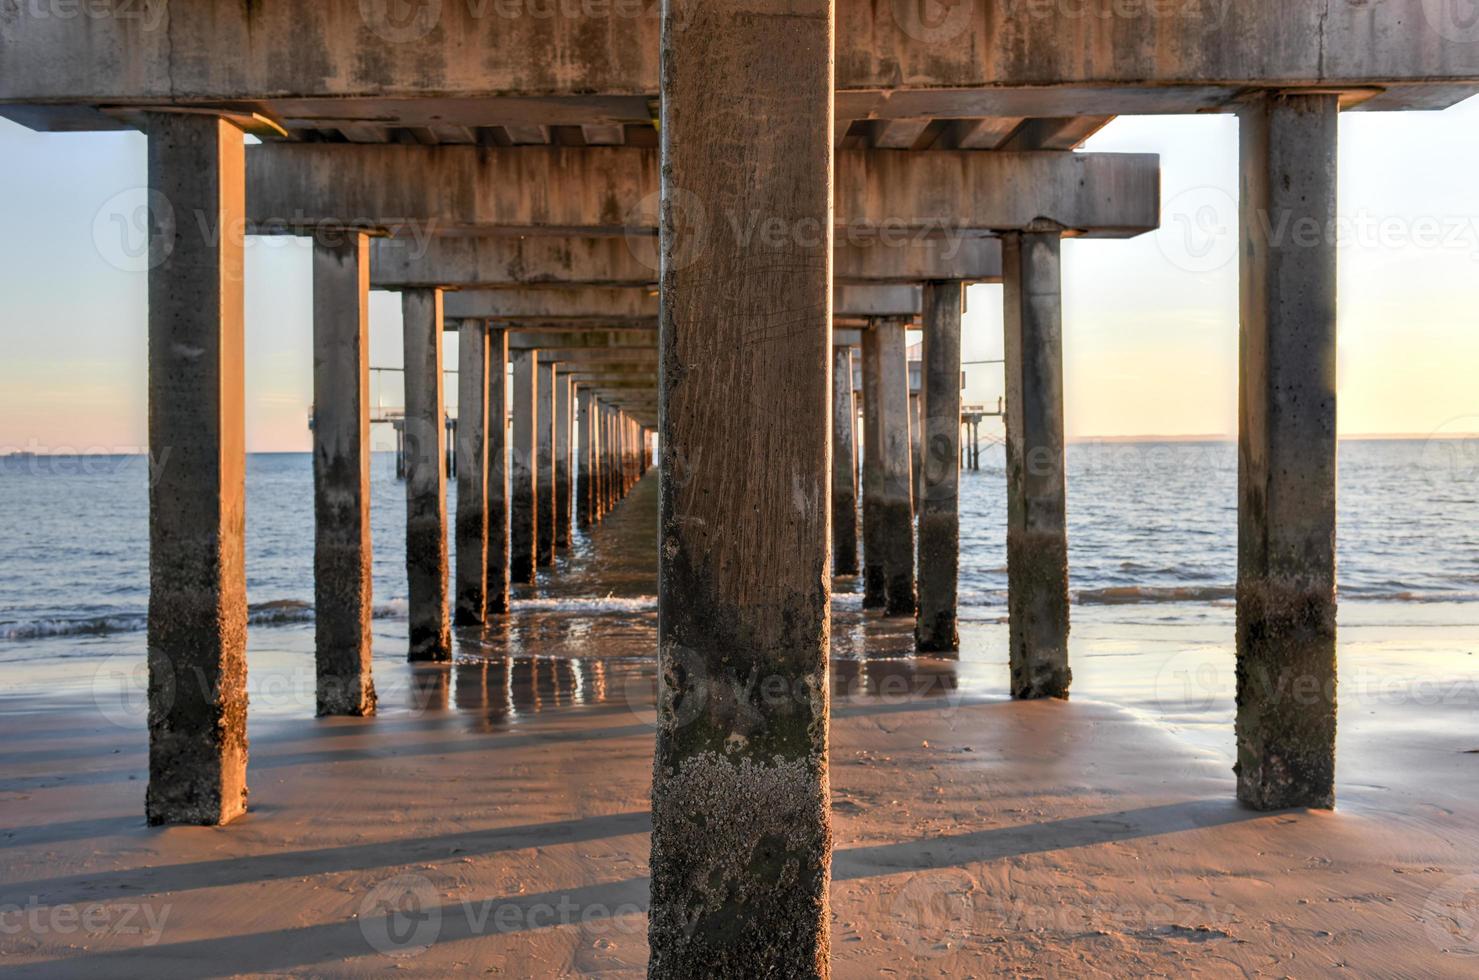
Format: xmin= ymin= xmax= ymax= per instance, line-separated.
xmin=3 ymin=99 xmax=1478 ymax=453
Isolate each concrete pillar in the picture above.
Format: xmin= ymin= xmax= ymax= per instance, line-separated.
xmin=916 ymin=281 xmax=964 ymax=653
xmin=577 ymin=387 xmax=595 ymax=529
xmin=145 ymin=112 xmax=249 ymax=826
xmin=509 ymin=349 xmax=538 ymax=584
xmin=1236 ymin=92 xmax=1339 ymax=811
xmin=909 ymin=391 xmax=922 ymax=515
xmin=585 ymin=399 xmax=597 ymax=520
xmin=454 ymin=319 xmax=490 ymax=625
xmin=311 ymin=230 xmax=376 ymax=717
xmin=402 ymin=288 xmax=451 ymax=662
xmin=861 ymin=318 xmax=916 ymax=617
xmin=555 ymin=374 xmax=574 ymax=547
xmin=833 ymin=346 xmax=859 ymax=577
xmin=650 ymin=1 xmax=833 ymax=973
xmin=1003 ymin=229 xmax=1070 ymax=699
xmin=486 ymin=329 xmax=511 ymax=615
xmin=601 ymin=406 xmax=614 ymax=513
xmin=536 ymin=358 xmax=556 ymax=566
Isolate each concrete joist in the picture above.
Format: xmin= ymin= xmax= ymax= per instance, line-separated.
xmin=5 ymin=1 xmax=1477 ymax=126
xmin=441 ymin=284 xmax=925 ymax=323
xmin=244 ymin=144 xmax=1159 ymax=239
xmin=371 ymin=235 xmax=1003 ymax=288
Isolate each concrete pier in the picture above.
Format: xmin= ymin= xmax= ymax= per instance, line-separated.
xmin=909 ymin=391 xmax=922 ymax=515
xmin=833 ymin=346 xmax=859 ymax=577
xmin=509 ymin=349 xmax=538 ymax=584
xmin=144 ymin=112 xmax=249 ymax=826
xmin=1235 ymin=92 xmax=1339 ymax=811
xmin=311 ymin=230 xmax=376 ymax=717
xmin=536 ymin=359 xmax=556 ymax=566
xmin=485 ymin=329 xmax=511 ymax=616
xmin=554 ymin=374 xmax=573 ymax=548
xmin=862 ymin=318 xmax=917 ymax=617
xmin=454 ymin=319 xmax=490 ymax=626
xmin=1003 ymin=230 xmax=1071 ymax=699
xmin=402 ymin=288 xmax=451 ymax=662
xmin=601 ymin=406 xmax=615 ymax=514
xmin=576 ymin=387 xmax=594 ymax=529
xmin=649 ymin=0 xmax=834 ymax=973
xmin=916 ymin=281 xmax=964 ymax=653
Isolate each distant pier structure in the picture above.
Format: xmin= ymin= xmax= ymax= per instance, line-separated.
xmin=5 ymin=3 xmax=1477 ymax=971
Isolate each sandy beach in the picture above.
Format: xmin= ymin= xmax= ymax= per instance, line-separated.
xmin=1 ymin=474 xmax=1476 ymax=976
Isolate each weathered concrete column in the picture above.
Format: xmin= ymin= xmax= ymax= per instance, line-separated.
xmin=577 ymin=387 xmax=594 ymax=528
xmin=311 ymin=230 xmax=376 ymax=717
xmin=651 ymin=1 xmax=833 ymax=973
xmin=145 ymin=112 xmax=249 ymax=826
xmin=555 ymin=374 xmax=573 ymax=548
xmin=909 ymin=391 xmax=922 ymax=515
xmin=603 ymin=405 xmax=615 ymax=514
xmin=402 ymin=288 xmax=451 ymax=661
xmin=509 ymin=349 xmax=538 ymax=584
xmin=454 ymin=318 xmax=490 ymax=625
xmin=833 ymin=345 xmax=859 ymax=577
xmin=485 ymin=329 xmax=511 ymax=615
xmin=861 ymin=318 xmax=916 ymax=616
xmin=620 ymin=414 xmax=631 ymax=492
xmin=536 ymin=358 xmax=556 ymax=566
xmin=1003 ymin=229 xmax=1070 ymax=699
xmin=1236 ymin=92 xmax=1339 ymax=811
xmin=916 ymin=281 xmax=964 ymax=653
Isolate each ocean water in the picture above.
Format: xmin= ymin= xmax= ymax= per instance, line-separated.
xmin=1 ymin=439 xmax=1476 ymax=647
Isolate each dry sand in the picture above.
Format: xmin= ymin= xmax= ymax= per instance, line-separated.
xmin=0 ymin=641 xmax=1475 ymax=978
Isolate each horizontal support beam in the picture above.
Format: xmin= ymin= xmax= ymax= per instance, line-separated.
xmin=506 ymin=330 xmax=657 ymax=350
xmin=247 ymin=145 xmax=1159 ymax=237
xmin=372 ymin=235 xmax=1001 ymax=287
xmin=444 ymin=285 xmax=922 ymax=322
xmin=3 ymin=1 xmax=1474 ymax=120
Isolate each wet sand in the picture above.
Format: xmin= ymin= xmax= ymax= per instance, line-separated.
xmin=2 ymin=474 xmax=1477 ymax=976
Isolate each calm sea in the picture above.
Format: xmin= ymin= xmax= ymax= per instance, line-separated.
xmin=1 ymin=439 xmax=1477 ymax=648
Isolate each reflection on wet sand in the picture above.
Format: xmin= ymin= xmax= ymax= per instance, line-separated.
xmin=384 ymin=471 xmax=992 ymax=733
xmin=405 ymin=641 xmax=970 ymax=735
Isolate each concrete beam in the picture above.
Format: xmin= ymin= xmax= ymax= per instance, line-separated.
xmin=246 ymin=145 xmax=1159 ymax=238
xmin=506 ymin=328 xmax=860 ymax=349
xmin=4 ymin=1 xmax=1476 ymax=121
xmin=443 ymin=285 xmax=922 ymax=323
xmin=371 ymin=235 xmax=1002 ymax=288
